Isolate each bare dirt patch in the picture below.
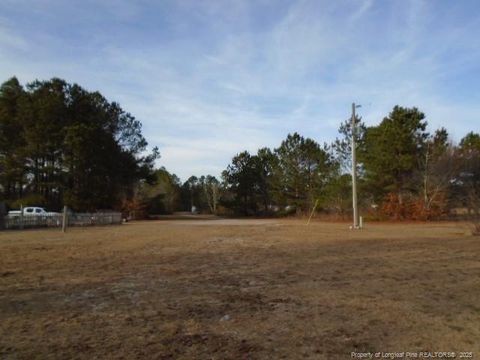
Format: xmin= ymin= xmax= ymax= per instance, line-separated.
xmin=0 ymin=220 xmax=478 ymax=359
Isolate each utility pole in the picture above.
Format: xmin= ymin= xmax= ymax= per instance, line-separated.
xmin=351 ymin=103 xmax=360 ymax=229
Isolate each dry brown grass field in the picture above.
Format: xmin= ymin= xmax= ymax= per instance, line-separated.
xmin=0 ymin=219 xmax=479 ymax=359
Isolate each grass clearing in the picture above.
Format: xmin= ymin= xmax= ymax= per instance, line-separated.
xmin=0 ymin=220 xmax=478 ymax=359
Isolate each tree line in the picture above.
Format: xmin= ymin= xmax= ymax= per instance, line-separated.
xmin=131 ymin=106 xmax=480 ymax=221
xmin=1 ymin=77 xmax=479 ymax=220
xmin=0 ymin=77 xmax=158 ymax=212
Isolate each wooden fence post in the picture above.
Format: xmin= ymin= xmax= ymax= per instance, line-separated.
xmin=20 ymin=204 xmax=24 ymax=230
xmin=62 ymin=206 xmax=68 ymax=233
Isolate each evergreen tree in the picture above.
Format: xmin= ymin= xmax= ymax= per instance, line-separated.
xmin=361 ymin=106 xmax=429 ymax=204
xmin=0 ymin=77 xmax=158 ymax=211
xmin=275 ymin=133 xmax=334 ymax=211
xmin=0 ymin=77 xmax=27 ymax=201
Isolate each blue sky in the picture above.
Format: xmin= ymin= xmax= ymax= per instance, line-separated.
xmin=1 ymin=0 xmax=480 ymax=180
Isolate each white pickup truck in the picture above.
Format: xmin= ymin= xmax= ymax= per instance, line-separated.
xmin=8 ymin=207 xmax=60 ymax=217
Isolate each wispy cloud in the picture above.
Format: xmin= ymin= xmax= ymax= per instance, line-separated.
xmin=0 ymin=0 xmax=479 ymax=180
xmin=0 ymin=18 xmax=29 ymax=51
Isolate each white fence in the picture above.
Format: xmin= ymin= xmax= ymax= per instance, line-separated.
xmin=68 ymin=212 xmax=122 ymax=227
xmin=3 ymin=212 xmax=122 ymax=230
